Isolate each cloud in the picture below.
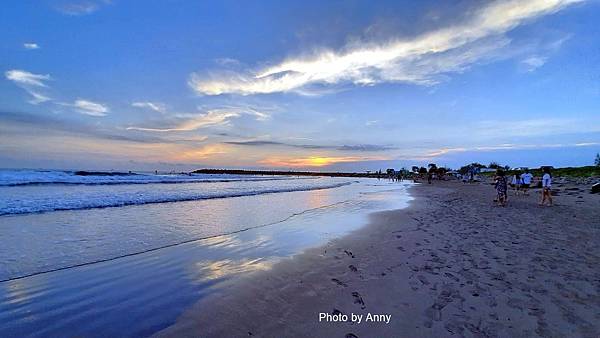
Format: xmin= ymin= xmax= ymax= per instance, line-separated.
xmin=215 ymin=58 xmax=241 ymax=66
xmin=23 ymin=43 xmax=40 ymax=50
xmin=189 ymin=0 xmax=582 ymax=96
xmin=127 ymin=107 xmax=269 ymax=132
xmin=0 ymin=110 xmax=166 ymax=144
xmin=474 ymin=117 xmax=600 ymax=138
xmin=224 ymin=140 xmax=395 ymax=151
xmin=421 ymin=142 xmax=600 ymax=160
xmin=5 ymin=69 xmax=52 ymax=104
xmin=5 ymin=70 xmax=50 ymax=87
xmin=174 ymin=144 xmax=229 ymax=161
xmin=132 ymin=101 xmax=166 ymax=113
xmin=521 ymin=55 xmax=548 ymax=71
xmin=56 ymin=1 xmax=109 ymax=15
xmin=59 ymin=99 xmax=109 ymax=116
xmin=259 ymin=155 xmax=388 ymax=168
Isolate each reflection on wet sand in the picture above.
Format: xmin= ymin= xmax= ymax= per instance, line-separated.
xmin=193 ymin=258 xmax=273 ymax=281
xmin=0 ymin=180 xmax=412 ymax=336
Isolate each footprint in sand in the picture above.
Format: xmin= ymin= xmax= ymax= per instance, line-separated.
xmin=348 ymin=265 xmax=358 ymax=272
xmin=444 ymin=272 xmax=460 ymax=282
xmin=344 ymin=250 xmax=355 ymax=258
xmin=351 ymin=291 xmax=366 ymax=309
xmin=424 ymin=304 xmax=443 ymax=322
xmin=417 ymin=275 xmax=430 ymax=285
xmin=331 ymin=278 xmax=348 ymax=287
xmin=332 ymin=308 xmax=345 ymax=315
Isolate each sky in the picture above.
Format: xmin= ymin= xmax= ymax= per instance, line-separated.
xmin=1 ymin=0 xmax=599 ymax=172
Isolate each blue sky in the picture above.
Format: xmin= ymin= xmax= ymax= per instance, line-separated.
xmin=1 ymin=0 xmax=599 ymax=171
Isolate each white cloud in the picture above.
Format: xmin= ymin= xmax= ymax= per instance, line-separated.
xmin=23 ymin=43 xmax=40 ymax=50
xmin=5 ymin=70 xmax=50 ymax=87
xmin=127 ymin=110 xmax=239 ymax=132
xmin=57 ymin=1 xmax=99 ymax=15
xmin=132 ymin=101 xmax=166 ymax=113
xmin=474 ymin=117 xmax=600 ymax=138
xmin=60 ymin=99 xmax=109 ymax=117
xmin=28 ymin=92 xmax=52 ymax=104
xmin=521 ymin=55 xmax=547 ymax=71
xmin=423 ymin=142 xmax=599 ymax=159
xmin=127 ymin=107 xmax=269 ymax=132
xmin=215 ymin=58 xmax=241 ymax=66
xmin=5 ymin=69 xmax=52 ymax=104
xmin=189 ymin=0 xmax=583 ymax=95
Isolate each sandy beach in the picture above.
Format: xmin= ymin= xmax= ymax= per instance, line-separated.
xmin=157 ymin=179 xmax=600 ymax=338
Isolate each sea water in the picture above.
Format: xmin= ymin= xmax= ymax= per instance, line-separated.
xmin=0 ymin=169 xmax=412 ymax=337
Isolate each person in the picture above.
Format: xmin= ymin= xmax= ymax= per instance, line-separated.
xmin=540 ymin=167 xmax=553 ymax=206
xmin=511 ymin=172 xmax=521 ymax=196
xmin=520 ymin=169 xmax=533 ymax=195
xmin=494 ymin=169 xmax=508 ymax=206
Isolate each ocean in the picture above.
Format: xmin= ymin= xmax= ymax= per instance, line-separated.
xmin=0 ymin=169 xmax=412 ymax=336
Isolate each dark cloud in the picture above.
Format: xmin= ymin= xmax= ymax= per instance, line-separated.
xmin=224 ymin=140 xmax=395 ymax=151
xmin=0 ymin=110 xmax=166 ymax=144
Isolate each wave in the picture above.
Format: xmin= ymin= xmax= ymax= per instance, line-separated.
xmin=0 ymin=181 xmax=353 ymax=216
xmin=0 ymin=169 xmax=310 ymax=187
xmin=1 ymin=177 xmax=307 ymax=187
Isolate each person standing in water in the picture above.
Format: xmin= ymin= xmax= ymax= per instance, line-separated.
xmin=540 ymin=167 xmax=553 ymax=206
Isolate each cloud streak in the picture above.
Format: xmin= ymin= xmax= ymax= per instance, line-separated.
xmin=23 ymin=43 xmax=40 ymax=50
xmin=189 ymin=0 xmax=582 ymax=95
xmin=224 ymin=140 xmax=395 ymax=151
xmin=132 ymin=101 xmax=166 ymax=113
xmin=5 ymin=69 xmax=52 ymax=104
xmin=260 ymin=155 xmax=388 ymax=168
xmin=421 ymin=141 xmax=600 ymax=160
xmin=56 ymin=1 xmax=108 ymax=15
xmin=127 ymin=107 xmax=269 ymax=132
xmin=59 ymin=99 xmax=109 ymax=116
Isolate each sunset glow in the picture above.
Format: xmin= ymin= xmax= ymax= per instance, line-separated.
xmin=1 ymin=1 xmax=598 ymax=171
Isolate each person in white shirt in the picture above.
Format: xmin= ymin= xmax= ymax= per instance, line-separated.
xmin=511 ymin=172 xmax=521 ymax=196
xmin=540 ymin=167 xmax=553 ymax=206
xmin=520 ymin=170 xmax=533 ymax=196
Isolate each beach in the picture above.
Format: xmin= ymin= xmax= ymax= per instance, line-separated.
xmin=157 ymin=179 xmax=600 ymax=337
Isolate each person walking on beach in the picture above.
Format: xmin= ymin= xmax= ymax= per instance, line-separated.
xmin=494 ymin=169 xmax=508 ymax=206
xmin=520 ymin=169 xmax=533 ymax=196
xmin=540 ymin=167 xmax=553 ymax=206
xmin=511 ymin=171 xmax=521 ymax=196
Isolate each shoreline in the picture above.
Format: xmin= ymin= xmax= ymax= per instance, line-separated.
xmin=156 ymin=180 xmax=600 ymax=337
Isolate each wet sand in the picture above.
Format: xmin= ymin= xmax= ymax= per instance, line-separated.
xmin=156 ymin=180 xmax=600 ymax=337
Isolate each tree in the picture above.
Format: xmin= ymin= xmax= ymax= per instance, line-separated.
xmin=412 ymin=166 xmax=419 ymax=173
xmin=488 ymin=161 xmax=501 ymax=169
xmin=595 ymin=153 xmax=600 ymax=167
xmin=418 ymin=167 xmax=428 ymax=175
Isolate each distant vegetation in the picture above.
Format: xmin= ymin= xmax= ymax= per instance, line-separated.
xmin=527 ymin=166 xmax=599 ymax=178
xmin=473 ymin=166 xmax=599 ymax=178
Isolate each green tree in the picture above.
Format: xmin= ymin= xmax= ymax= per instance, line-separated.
xmin=595 ymin=153 xmax=600 ymax=166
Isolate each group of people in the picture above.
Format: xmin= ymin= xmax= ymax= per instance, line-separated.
xmin=493 ymin=167 xmax=553 ymax=207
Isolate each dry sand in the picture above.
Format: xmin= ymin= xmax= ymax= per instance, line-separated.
xmin=156 ymin=180 xmax=600 ymax=338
